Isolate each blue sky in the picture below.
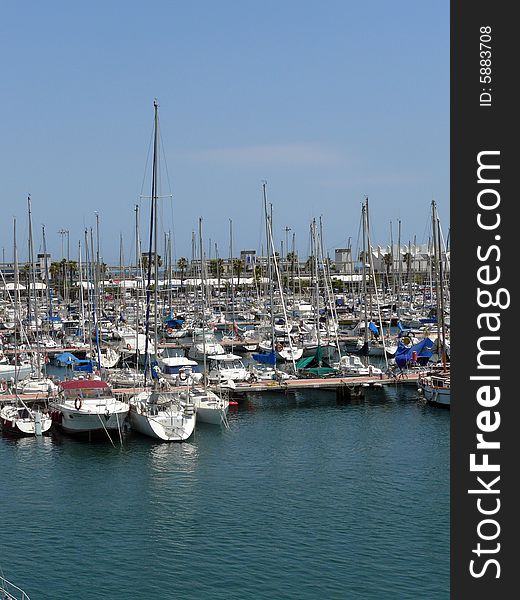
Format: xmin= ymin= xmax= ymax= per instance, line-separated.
xmin=1 ymin=0 xmax=448 ymax=265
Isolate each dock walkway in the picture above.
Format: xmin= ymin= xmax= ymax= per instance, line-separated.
xmin=0 ymin=372 xmax=418 ymax=403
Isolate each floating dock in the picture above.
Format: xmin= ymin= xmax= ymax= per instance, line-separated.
xmin=0 ymin=372 xmax=418 ymax=404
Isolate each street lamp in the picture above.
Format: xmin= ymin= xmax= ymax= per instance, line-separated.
xmin=58 ymin=229 xmax=69 ymax=261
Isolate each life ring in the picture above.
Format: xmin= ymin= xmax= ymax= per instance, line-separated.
xmin=126 ymin=344 xmax=132 ymax=350
xmin=275 ymin=343 xmax=283 ymax=352
xmin=166 ymin=327 xmax=174 ymax=335
xmin=178 ymin=370 xmax=188 ymax=382
xmin=74 ymin=396 xmax=82 ymax=410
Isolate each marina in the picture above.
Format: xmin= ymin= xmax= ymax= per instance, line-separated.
xmin=1 ymin=3 xmax=451 ymax=596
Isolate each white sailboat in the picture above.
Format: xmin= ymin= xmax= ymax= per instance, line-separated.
xmin=185 ymin=386 xmax=228 ymax=425
xmin=128 ymin=100 xmax=196 ymax=442
xmin=0 ymin=217 xmax=52 ymax=436
xmin=1 ymin=402 xmax=52 ymax=436
xmin=187 ymin=329 xmax=225 ymax=361
xmin=417 ymin=201 xmax=450 ymax=408
xmin=129 ymin=389 xmax=196 ymax=441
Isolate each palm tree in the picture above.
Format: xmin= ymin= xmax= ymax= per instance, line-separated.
xmin=253 ymin=264 xmax=263 ymax=284
xmin=286 ymin=251 xmax=297 ymax=271
xmin=20 ymin=263 xmax=30 ymax=288
xmin=177 ymin=257 xmax=188 ymax=290
xmin=304 ymin=255 xmax=314 ymax=274
xmin=402 ymin=252 xmax=412 ymax=286
xmin=383 ymin=253 xmax=392 ymax=290
xmin=215 ymin=257 xmax=224 ymax=290
xmin=48 ymin=261 xmax=62 ymax=295
xmin=232 ymin=258 xmax=243 ymax=288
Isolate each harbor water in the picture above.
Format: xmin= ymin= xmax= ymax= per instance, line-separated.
xmin=1 ymin=385 xmax=449 ymax=599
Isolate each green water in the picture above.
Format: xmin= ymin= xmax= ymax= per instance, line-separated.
xmin=1 ymin=386 xmax=449 ymax=599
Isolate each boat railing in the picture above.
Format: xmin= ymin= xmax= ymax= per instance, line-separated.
xmin=0 ymin=576 xmax=31 ymax=600
xmin=430 ymin=376 xmax=450 ymax=388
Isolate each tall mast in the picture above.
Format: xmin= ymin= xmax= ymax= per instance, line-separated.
xmin=13 ymin=218 xmax=20 ymax=386
xmin=78 ymin=240 xmax=85 ymax=344
xmin=229 ymin=218 xmax=236 ymax=352
xmin=431 ymin=200 xmax=441 ymax=361
xmin=134 ymin=204 xmax=140 ymax=363
xmin=361 ymin=200 xmax=368 ymax=345
xmin=143 ymin=100 xmax=159 ymax=386
xmin=365 ymin=197 xmax=388 ymax=369
xmin=153 ymin=102 xmax=159 ymax=357
xmin=199 ymin=217 xmax=207 ymax=386
xmin=42 ymin=225 xmax=52 ymax=324
xmin=397 ymin=220 xmax=402 ymax=321
xmin=437 ymin=218 xmax=447 ymax=371
xmin=27 ymin=195 xmax=41 ymax=375
xmin=263 ymin=182 xmax=276 ymax=363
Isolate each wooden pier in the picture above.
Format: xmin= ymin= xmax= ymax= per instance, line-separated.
xmin=0 ymin=372 xmax=418 ymax=404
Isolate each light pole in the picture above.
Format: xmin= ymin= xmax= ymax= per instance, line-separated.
xmin=58 ymin=229 xmax=69 ymax=260
xmin=284 ymin=226 xmax=291 ymax=273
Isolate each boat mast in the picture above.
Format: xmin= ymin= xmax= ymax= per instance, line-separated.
xmin=42 ymin=225 xmax=53 ymax=328
xmin=397 ymin=220 xmax=402 ymax=322
xmin=134 ymin=204 xmax=140 ymax=365
xmin=312 ymin=219 xmax=322 ymax=364
xmin=435 ymin=205 xmax=447 ymax=371
xmin=13 ymin=218 xmax=20 ymax=389
xmin=78 ymin=239 xmax=85 ymax=344
xmin=143 ymin=100 xmax=159 ymax=387
xmin=27 ymin=195 xmax=41 ymax=375
xmin=229 ymin=218 xmax=236 ymax=353
xmin=263 ymin=182 xmax=276 ymax=369
xmin=365 ymin=197 xmax=389 ymax=370
xmin=431 ymin=200 xmax=442 ymax=363
xmin=199 ymin=217 xmax=207 ymax=387
xmin=361 ymin=201 xmax=368 ymax=348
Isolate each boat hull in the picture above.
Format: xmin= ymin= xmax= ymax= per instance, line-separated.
xmin=421 ymin=384 xmax=450 ymax=407
xmin=1 ymin=406 xmax=52 ymax=435
xmin=129 ymin=392 xmax=196 ymax=441
xmin=50 ymin=401 xmax=129 ymax=434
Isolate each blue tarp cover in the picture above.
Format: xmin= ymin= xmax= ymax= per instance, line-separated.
xmin=165 ymin=318 xmax=185 ymax=328
xmin=252 ymin=351 xmax=276 ymax=365
xmin=73 ymin=359 xmax=95 ymax=373
xmin=368 ymin=321 xmax=379 ymax=335
xmin=54 ymin=351 xmax=79 ymax=365
xmin=395 ymin=337 xmax=435 ymax=368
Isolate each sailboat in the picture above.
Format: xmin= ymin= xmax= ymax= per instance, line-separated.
xmin=48 ymin=227 xmax=129 ymax=437
xmin=418 ymin=201 xmax=450 ymax=407
xmin=128 ymin=100 xmax=196 ymax=442
xmin=181 ymin=218 xmax=229 ymax=426
xmin=1 ymin=218 xmax=52 ymax=436
xmin=255 ymin=184 xmax=302 ymax=369
xmin=0 ymin=394 xmax=52 ymax=436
